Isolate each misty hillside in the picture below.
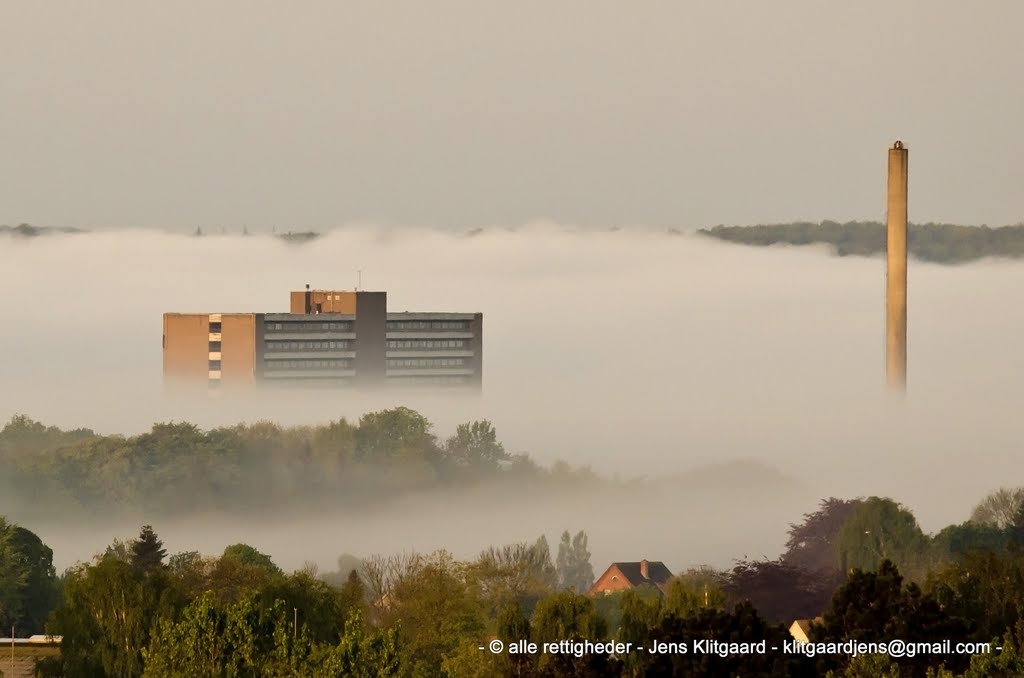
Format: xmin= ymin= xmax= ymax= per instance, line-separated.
xmin=0 ymin=223 xmax=84 ymax=237
xmin=0 ymin=412 xmax=809 ymax=521
xmin=699 ymin=221 xmax=1024 ymax=263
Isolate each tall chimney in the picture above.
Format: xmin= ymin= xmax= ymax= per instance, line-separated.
xmin=640 ymin=559 xmax=649 ymax=579
xmin=304 ymin=283 xmax=312 ymax=315
xmin=886 ymin=141 xmax=908 ymax=391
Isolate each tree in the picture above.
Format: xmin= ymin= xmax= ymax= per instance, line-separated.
xmin=953 ymin=629 xmax=1024 ymax=677
xmin=260 ymin=570 xmax=353 ymax=645
xmin=0 ymin=518 xmax=60 ymax=635
xmin=783 ymin=498 xmax=863 ymax=573
xmin=166 ymin=551 xmax=212 ymax=599
xmin=814 ymin=560 xmax=971 ymax=676
xmin=648 ymin=601 xmax=808 ymax=677
xmin=47 ymin=558 xmax=181 ymax=678
xmin=355 ymin=407 xmax=436 ymax=462
xmin=616 ymin=588 xmax=661 ymax=677
xmin=0 ymin=414 xmax=94 ymax=455
xmin=1009 ymin=504 xmax=1024 ymax=548
xmin=337 ymin=569 xmax=367 ymax=625
xmin=837 ymin=497 xmax=930 ymax=578
xmin=970 ymin=487 xmax=1024 ymax=529
xmin=0 ymin=519 xmax=29 ymax=631
xmin=927 ymin=549 xmax=1024 ymax=644
xmin=221 ymin=544 xmax=282 ymax=575
xmin=930 ymin=522 xmax=1010 ymax=563
xmin=142 ymin=592 xmax=317 ymax=677
xmin=131 ymin=526 xmax=167 ymax=575
xmin=378 ymin=550 xmax=486 ymax=675
xmin=310 ymin=608 xmax=403 ymax=678
xmin=531 ymin=590 xmax=611 ymax=677
xmin=725 ymin=558 xmax=836 ymax=624
xmin=495 ymin=600 xmax=533 ymax=677
xmin=99 ymin=538 xmax=134 ymax=564
xmin=699 ymin=221 xmax=1024 ymax=265
xmin=444 ymin=420 xmax=509 ymax=471
xmin=822 ymin=652 xmax=902 ymax=678
xmin=205 ymin=553 xmax=282 ymax=606
xmin=663 ymin=568 xmax=728 ymax=619
xmin=322 ymin=553 xmax=365 ymax=591
xmin=473 ymin=538 xmax=558 ymax=620
xmin=556 ymin=531 xmax=595 ymax=594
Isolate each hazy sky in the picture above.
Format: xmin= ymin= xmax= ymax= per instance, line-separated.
xmin=1 ymin=2 xmax=1021 ymax=231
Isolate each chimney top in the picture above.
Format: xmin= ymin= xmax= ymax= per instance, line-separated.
xmin=640 ymin=559 xmax=649 ymax=579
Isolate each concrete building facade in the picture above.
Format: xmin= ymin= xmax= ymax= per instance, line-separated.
xmin=163 ymin=289 xmax=482 ymax=389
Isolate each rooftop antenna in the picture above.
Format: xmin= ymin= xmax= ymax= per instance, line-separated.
xmin=357 ymin=269 xmax=362 ymax=291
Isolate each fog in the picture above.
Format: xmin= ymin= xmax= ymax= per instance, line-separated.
xmin=1 ymin=227 xmax=1023 ymax=573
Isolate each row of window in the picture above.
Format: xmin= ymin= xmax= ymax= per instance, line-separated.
xmin=388 ymin=375 xmax=471 ymax=385
xmin=209 ymin=341 xmax=221 ymax=352
xmin=386 ymin=358 xmax=467 ymax=368
xmin=386 ymin=339 xmax=467 ymax=350
xmin=265 ymin=359 xmax=352 ymax=370
xmin=265 ymin=322 xmax=353 ymax=332
xmin=265 ymin=340 xmax=351 ymax=351
xmin=209 ymin=360 xmax=221 ymax=370
xmin=209 ymin=322 xmax=222 ymax=333
xmin=387 ymin=321 xmax=470 ymax=331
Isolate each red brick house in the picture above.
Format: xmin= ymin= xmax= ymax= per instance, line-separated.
xmin=588 ymin=559 xmax=674 ymax=597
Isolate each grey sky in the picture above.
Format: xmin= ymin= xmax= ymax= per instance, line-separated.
xmin=1 ymin=2 xmax=1021 ymax=231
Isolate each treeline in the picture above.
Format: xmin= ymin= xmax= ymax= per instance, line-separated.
xmin=0 ymin=223 xmax=83 ymax=237
xmin=7 ymin=486 xmax=1024 ymax=675
xmin=0 ymin=411 xmax=602 ymax=519
xmin=0 ymin=222 xmax=321 ymax=240
xmin=698 ymin=220 xmax=1024 ymax=263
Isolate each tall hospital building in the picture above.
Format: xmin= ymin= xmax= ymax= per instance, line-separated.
xmin=163 ymin=288 xmax=482 ymax=389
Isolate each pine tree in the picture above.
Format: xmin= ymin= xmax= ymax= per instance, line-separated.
xmin=556 ymin=531 xmax=572 ymax=590
xmin=556 ymin=530 xmax=595 ymax=593
xmin=131 ymin=525 xmax=167 ymax=575
xmin=570 ymin=531 xmax=595 ymax=592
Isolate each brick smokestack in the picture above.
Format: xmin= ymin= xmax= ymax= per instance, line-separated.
xmin=886 ymin=141 xmax=908 ymax=391
xmin=640 ymin=559 xmax=649 ymax=579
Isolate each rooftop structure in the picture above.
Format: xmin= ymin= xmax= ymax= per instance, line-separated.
xmin=588 ymin=559 xmax=674 ymax=597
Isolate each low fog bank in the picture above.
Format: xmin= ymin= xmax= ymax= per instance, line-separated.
xmin=15 ymin=460 xmax=814 ymax=574
xmin=1 ymin=225 xmax=1023 ymax=567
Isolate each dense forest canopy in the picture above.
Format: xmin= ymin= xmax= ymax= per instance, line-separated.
xmin=698 ymin=221 xmax=1024 ymax=263
xmin=2 ymin=487 xmax=1024 ymax=675
xmin=0 ymin=411 xmax=603 ymax=520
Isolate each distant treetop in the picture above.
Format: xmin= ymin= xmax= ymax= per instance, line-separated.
xmin=698 ymin=220 xmax=1024 ymax=264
